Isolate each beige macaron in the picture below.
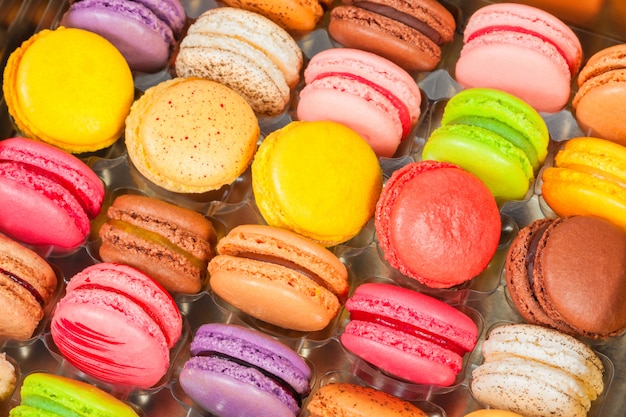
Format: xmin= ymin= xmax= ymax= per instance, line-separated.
xmin=175 ymin=7 xmax=303 ymax=117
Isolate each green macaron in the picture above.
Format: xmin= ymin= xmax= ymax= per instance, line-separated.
xmin=422 ymin=88 xmax=550 ymax=202
xmin=9 ymin=373 xmax=139 ymax=417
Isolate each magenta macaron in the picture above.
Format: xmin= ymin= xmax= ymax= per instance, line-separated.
xmin=455 ymin=2 xmax=582 ymax=113
xmin=0 ymin=137 xmax=104 ymax=251
xmin=50 ymin=263 xmax=183 ymax=388
xmin=297 ymin=48 xmax=422 ymax=158
xmin=60 ymin=0 xmax=186 ymax=73
xmin=340 ymin=282 xmax=479 ymax=387
xmin=179 ymin=323 xmax=312 ymax=417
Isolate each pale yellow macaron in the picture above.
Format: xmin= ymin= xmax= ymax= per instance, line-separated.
xmin=252 ymin=120 xmax=382 ymax=246
xmin=2 ymin=27 xmax=134 ymax=153
xmin=125 ymin=77 xmax=260 ymax=194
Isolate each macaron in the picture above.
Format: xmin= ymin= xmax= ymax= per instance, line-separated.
xmin=375 ymin=160 xmax=501 ymax=289
xmin=125 ymin=77 xmax=259 ymax=194
xmin=2 ymin=27 xmax=134 ymax=153
xmin=179 ymin=323 xmax=312 ymax=417
xmin=329 ymin=0 xmax=456 ymax=72
xmin=297 ymin=48 xmax=422 ymax=158
xmin=60 ymin=0 xmax=186 ymax=73
xmin=506 ymin=216 xmax=626 ymax=339
xmin=0 ymin=234 xmax=57 ymax=341
xmin=9 ymin=373 xmax=139 ymax=417
xmin=0 ymin=137 xmax=105 ymax=250
xmin=455 ymin=3 xmax=582 ymax=113
xmin=464 ymin=411 xmax=524 ymax=417
xmin=217 ymin=0 xmax=331 ymax=33
xmin=340 ymin=282 xmax=479 ymax=386
xmin=50 ymin=263 xmax=182 ymax=388
xmin=252 ymin=120 xmax=382 ymax=247
xmin=0 ymin=353 xmax=16 ymax=402
xmin=541 ymin=136 xmax=626 ymax=231
xmin=208 ymin=224 xmax=349 ymax=332
xmin=422 ymin=88 xmax=550 ymax=202
xmin=572 ymin=44 xmax=626 ymax=146
xmin=98 ymin=194 xmax=217 ymax=294
xmin=307 ymin=383 xmax=429 ymax=417
xmin=175 ymin=7 xmax=303 ymax=117
xmin=471 ymin=323 xmax=604 ymax=417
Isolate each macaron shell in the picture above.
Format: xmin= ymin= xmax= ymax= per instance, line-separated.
xmin=219 ymin=0 xmax=324 ymax=32
xmin=2 ymin=27 xmax=134 ymax=153
xmin=125 ymin=77 xmax=259 ymax=193
xmin=464 ymin=411 xmax=525 ymax=417
xmin=137 ymin=0 xmax=187 ymax=35
xmin=573 ymin=77 xmax=626 ymax=145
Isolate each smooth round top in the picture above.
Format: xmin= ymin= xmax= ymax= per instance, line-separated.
xmin=539 ymin=216 xmax=626 ymax=337
xmin=125 ymin=77 xmax=259 ymax=193
xmin=218 ymin=0 xmax=326 ymax=32
xmin=252 ymin=121 xmax=382 ymax=246
xmin=375 ymin=160 xmax=501 ymax=288
xmin=3 ymin=27 xmax=134 ymax=153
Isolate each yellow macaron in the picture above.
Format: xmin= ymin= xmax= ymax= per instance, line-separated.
xmin=252 ymin=120 xmax=382 ymax=246
xmin=2 ymin=27 xmax=134 ymax=153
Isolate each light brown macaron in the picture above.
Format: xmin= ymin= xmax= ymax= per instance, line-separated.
xmin=175 ymin=7 xmax=303 ymax=117
xmin=99 ymin=194 xmax=217 ymax=294
xmin=0 ymin=234 xmax=57 ymax=340
xmin=208 ymin=224 xmax=349 ymax=332
xmin=307 ymin=383 xmax=428 ymax=417
xmin=125 ymin=77 xmax=259 ymax=193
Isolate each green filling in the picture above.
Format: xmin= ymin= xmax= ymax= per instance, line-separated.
xmin=109 ymin=219 xmax=205 ymax=270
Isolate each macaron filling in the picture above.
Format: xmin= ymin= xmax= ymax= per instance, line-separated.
xmin=523 ymin=222 xmax=551 ymax=289
xmin=466 ymin=26 xmax=573 ymax=74
xmin=352 ymin=1 xmax=444 ymax=44
xmin=311 ymin=71 xmax=411 ymax=138
xmin=0 ymin=267 xmax=45 ymax=307
xmin=348 ymin=310 xmax=469 ymax=356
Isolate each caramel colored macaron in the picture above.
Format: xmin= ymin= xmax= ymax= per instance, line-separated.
xmin=125 ymin=77 xmax=259 ymax=193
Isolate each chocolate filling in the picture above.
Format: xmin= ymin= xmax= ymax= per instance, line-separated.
xmin=196 ymin=350 xmax=302 ymax=407
xmin=524 ymin=223 xmax=551 ymax=289
xmin=1 ymin=267 xmax=45 ymax=307
xmin=353 ymin=1 xmax=444 ymax=44
xmin=350 ymin=310 xmax=469 ymax=356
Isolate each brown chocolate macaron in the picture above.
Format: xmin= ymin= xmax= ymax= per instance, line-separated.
xmin=328 ymin=0 xmax=456 ymax=72
xmin=506 ymin=216 xmax=626 ymax=339
xmin=99 ymin=194 xmax=216 ymax=294
xmin=0 ymin=234 xmax=57 ymax=340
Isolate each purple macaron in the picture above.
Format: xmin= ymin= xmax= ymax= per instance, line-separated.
xmin=179 ymin=323 xmax=312 ymax=417
xmin=60 ymin=0 xmax=186 ymax=73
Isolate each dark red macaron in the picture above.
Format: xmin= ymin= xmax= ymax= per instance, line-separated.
xmin=375 ymin=160 xmax=501 ymax=289
xmin=506 ymin=215 xmax=626 ymax=339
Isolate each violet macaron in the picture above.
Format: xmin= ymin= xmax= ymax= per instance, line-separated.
xmin=60 ymin=0 xmax=186 ymax=73
xmin=179 ymin=323 xmax=311 ymax=417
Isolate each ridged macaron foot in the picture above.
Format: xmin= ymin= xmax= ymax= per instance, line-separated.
xmin=179 ymin=323 xmax=311 ymax=417
xmin=98 ymin=194 xmax=217 ymax=294
xmin=423 ymin=88 xmax=550 ymax=202
xmin=0 ymin=137 xmax=105 ymax=250
xmin=125 ymin=77 xmax=259 ymax=193
xmin=175 ymin=7 xmax=303 ymax=117
xmin=208 ymin=224 xmax=349 ymax=332
xmin=297 ymin=48 xmax=422 ymax=158
xmin=505 ymin=216 xmax=626 ymax=339
xmin=50 ymin=263 xmax=182 ymax=388
xmin=329 ymin=0 xmax=456 ymax=72
xmin=252 ymin=120 xmax=382 ymax=247
xmin=573 ymin=44 xmax=626 ymax=146
xmin=307 ymin=383 xmax=429 ymax=417
xmin=0 ymin=234 xmax=57 ymax=341
xmin=471 ymin=323 xmax=604 ymax=417
xmin=455 ymin=2 xmax=582 ymax=112
xmin=9 ymin=373 xmax=139 ymax=417
xmin=375 ymin=160 xmax=501 ymax=288
xmin=2 ymin=27 xmax=134 ymax=153
xmin=541 ymin=136 xmax=626 ymax=231
xmin=340 ymin=282 xmax=479 ymax=386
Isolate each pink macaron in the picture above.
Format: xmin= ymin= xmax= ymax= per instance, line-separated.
xmin=0 ymin=137 xmax=104 ymax=251
xmin=455 ymin=3 xmax=582 ymax=113
xmin=340 ymin=282 xmax=479 ymax=387
xmin=50 ymin=263 xmax=183 ymax=388
xmin=297 ymin=48 xmax=422 ymax=158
